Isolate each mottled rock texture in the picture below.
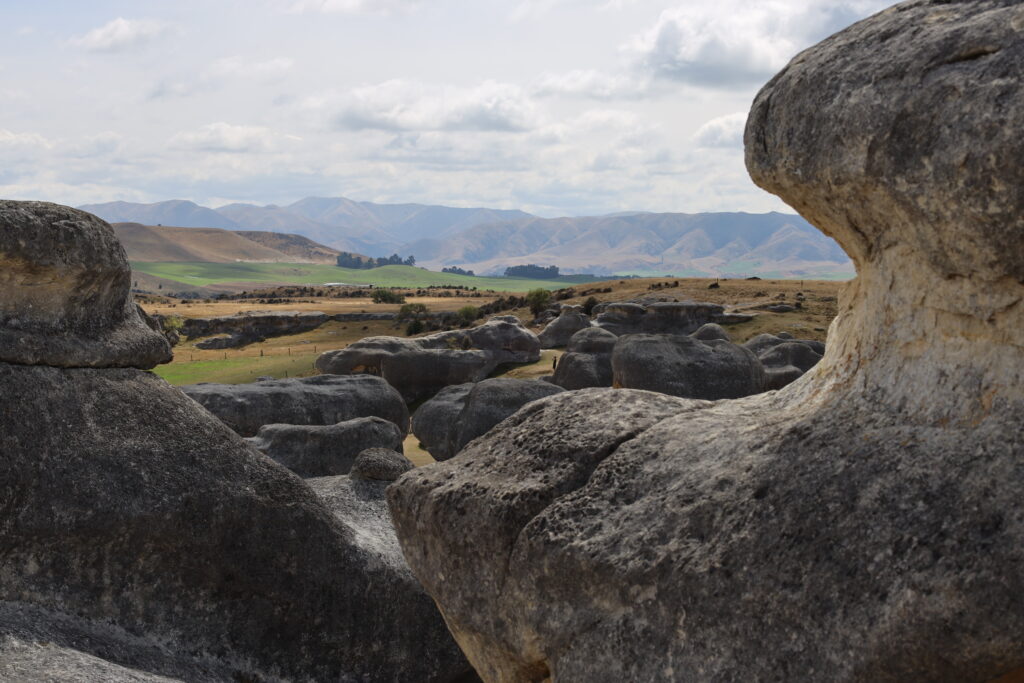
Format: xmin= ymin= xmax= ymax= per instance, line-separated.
xmin=411 ymin=378 xmax=564 ymax=460
xmin=611 ymin=334 xmax=767 ymax=400
xmin=0 ymin=201 xmax=171 ymax=368
xmin=538 ymin=306 xmax=592 ymax=349
xmin=316 ymin=315 xmax=541 ymax=402
xmin=246 ymin=415 xmax=403 ymax=478
xmin=0 ymin=201 xmax=472 ymax=681
xmin=350 ymin=447 xmax=415 ymax=481
xmin=388 ymin=2 xmax=1024 ymax=680
xmin=181 ymin=373 xmax=409 ymax=437
xmin=551 ymin=327 xmax=617 ymax=390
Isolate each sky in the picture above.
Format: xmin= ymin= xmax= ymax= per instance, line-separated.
xmin=0 ymin=0 xmax=897 ymax=217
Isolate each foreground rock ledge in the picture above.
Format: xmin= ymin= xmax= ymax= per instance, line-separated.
xmin=388 ymin=2 xmax=1024 ymax=681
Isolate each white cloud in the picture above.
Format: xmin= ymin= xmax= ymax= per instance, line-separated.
xmin=206 ymin=56 xmax=294 ymax=81
xmin=532 ymin=70 xmax=650 ymax=100
xmin=626 ymin=0 xmax=894 ymax=87
xmin=71 ymin=18 xmax=171 ymax=53
xmin=693 ymin=112 xmax=746 ymax=148
xmin=287 ymin=0 xmax=419 ymax=15
xmin=169 ymin=123 xmax=296 ymax=153
xmin=329 ymin=80 xmax=539 ymax=132
xmin=67 ymin=132 xmax=123 ymax=158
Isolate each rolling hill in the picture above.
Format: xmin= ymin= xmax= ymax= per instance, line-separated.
xmin=112 ymin=223 xmax=340 ymax=264
xmin=81 ymin=197 xmax=854 ymax=279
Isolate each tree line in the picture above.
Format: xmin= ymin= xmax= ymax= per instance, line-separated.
xmin=337 ymin=252 xmax=416 ymax=269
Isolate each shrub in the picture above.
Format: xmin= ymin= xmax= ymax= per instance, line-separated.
xmin=397 ymin=303 xmax=428 ymax=321
xmin=456 ymin=305 xmax=479 ymax=326
xmin=372 ymin=288 xmax=406 ymax=304
xmin=582 ymin=296 xmax=600 ymax=316
xmin=405 ymin=319 xmax=425 ymax=336
xmin=525 ymin=288 xmax=552 ymax=316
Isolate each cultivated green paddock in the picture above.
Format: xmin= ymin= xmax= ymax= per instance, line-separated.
xmin=130 ymin=261 xmax=583 ymax=291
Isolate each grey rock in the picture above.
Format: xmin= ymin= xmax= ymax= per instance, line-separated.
xmin=764 ymin=364 xmax=806 ymax=391
xmin=411 ymin=378 xmax=565 ymax=461
xmin=181 ymin=374 xmax=409 ymax=437
xmin=551 ymin=327 xmax=617 ymax=390
xmin=390 ymin=4 xmax=1024 ymax=679
xmin=316 ymin=316 xmax=540 ymax=401
xmin=612 ymin=334 xmax=767 ymax=400
xmin=350 ymin=447 xmax=415 ymax=481
xmin=182 ymin=310 xmax=331 ymax=347
xmin=767 ymin=303 xmax=796 ymax=313
xmin=760 ymin=340 xmax=823 ymax=373
xmin=690 ymin=322 xmax=732 ymax=342
xmin=538 ymin=306 xmax=592 ymax=349
xmin=0 ymin=201 xmax=171 ymax=369
xmin=409 ymin=383 xmax=474 ymax=461
xmin=246 ymin=416 xmax=403 ymax=478
xmin=595 ymin=301 xmax=728 ymax=336
xmin=0 ymin=363 xmax=471 ymax=682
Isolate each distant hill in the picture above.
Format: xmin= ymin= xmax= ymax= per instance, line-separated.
xmin=80 ymin=200 xmax=239 ymax=230
xmin=408 ymin=212 xmax=853 ymax=279
xmin=112 ymin=223 xmax=340 ymax=265
xmin=82 ymin=197 xmax=853 ymax=279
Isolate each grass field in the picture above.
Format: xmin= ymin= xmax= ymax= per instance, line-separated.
xmin=131 ymin=261 xmax=579 ymax=291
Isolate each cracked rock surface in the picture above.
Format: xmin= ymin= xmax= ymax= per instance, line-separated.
xmin=387 ymin=2 xmax=1024 ymax=680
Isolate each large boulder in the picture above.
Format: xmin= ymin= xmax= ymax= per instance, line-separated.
xmin=181 ymin=373 xmax=409 ymax=437
xmin=388 ymin=3 xmax=1024 ymax=681
xmin=551 ymin=327 xmax=617 ymax=390
xmin=411 ymin=379 xmax=565 ymax=461
xmin=538 ymin=306 xmax=592 ymax=349
xmin=409 ymin=383 xmax=474 ymax=461
xmin=246 ymin=416 xmax=404 ymax=478
xmin=0 ymin=202 xmax=473 ymax=681
xmin=182 ymin=310 xmax=331 ymax=347
xmin=595 ymin=301 xmax=728 ymax=336
xmin=316 ymin=315 xmax=540 ymax=402
xmin=0 ymin=201 xmax=172 ymax=369
xmin=611 ymin=334 xmax=767 ymax=400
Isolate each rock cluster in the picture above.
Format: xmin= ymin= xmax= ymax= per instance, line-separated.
xmin=183 ymin=310 xmax=395 ymax=349
xmin=0 ymin=202 xmax=472 ymax=681
xmin=388 ymin=3 xmax=1024 ymax=680
xmin=411 ymin=378 xmax=565 ymax=460
xmin=593 ymin=300 xmax=749 ymax=336
xmin=316 ymin=315 xmax=541 ymax=402
xmin=550 ymin=327 xmax=617 ymax=390
xmin=181 ymin=373 xmax=409 ymax=437
xmin=537 ymin=305 xmax=592 ymax=348
xmin=246 ymin=416 xmax=404 ymax=478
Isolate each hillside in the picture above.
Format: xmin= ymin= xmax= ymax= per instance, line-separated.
xmin=113 ymin=223 xmax=340 ymax=264
xmin=84 ymin=198 xmax=853 ymax=279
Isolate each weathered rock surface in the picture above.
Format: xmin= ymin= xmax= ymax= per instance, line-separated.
xmin=388 ymin=3 xmax=1024 ymax=680
xmin=181 ymin=374 xmax=409 ymax=437
xmin=409 ymin=384 xmax=474 ymax=461
xmin=550 ymin=327 xmax=617 ymax=390
xmin=595 ymin=300 xmax=731 ymax=336
xmin=538 ymin=306 xmax=592 ymax=349
xmin=246 ymin=416 xmax=403 ymax=478
xmin=0 ymin=201 xmax=473 ymax=682
xmin=0 ymin=201 xmax=171 ymax=369
xmin=350 ymin=447 xmax=415 ymax=481
xmin=611 ymin=333 xmax=767 ymax=400
xmin=411 ymin=379 xmax=565 ymax=461
xmin=182 ymin=310 xmax=330 ymax=345
xmin=316 ymin=315 xmax=540 ymax=401
xmin=690 ymin=322 xmax=731 ymax=342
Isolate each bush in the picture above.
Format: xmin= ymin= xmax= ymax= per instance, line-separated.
xmin=526 ymin=288 xmax=552 ymax=316
xmin=456 ymin=305 xmax=479 ymax=326
xmin=397 ymin=303 xmax=428 ymax=321
xmin=582 ymin=296 xmax=600 ymax=316
xmin=372 ymin=288 xmax=406 ymax=304
xmin=405 ymin=319 xmax=425 ymax=336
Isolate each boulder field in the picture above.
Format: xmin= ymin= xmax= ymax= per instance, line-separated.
xmin=387 ymin=3 xmax=1024 ymax=681
xmin=0 ymin=201 xmax=473 ymax=681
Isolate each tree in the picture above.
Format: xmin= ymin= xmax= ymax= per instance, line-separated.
xmin=371 ymin=288 xmax=406 ymax=304
xmin=456 ymin=305 xmax=479 ymax=326
xmin=525 ymin=288 xmax=552 ymax=316
xmin=582 ymin=296 xmax=600 ymax=315
xmin=405 ymin=319 xmax=425 ymax=336
xmin=404 ymin=255 xmax=416 ymax=266
xmin=397 ymin=303 xmax=428 ymax=321
xmin=505 ymin=264 xmax=560 ymax=279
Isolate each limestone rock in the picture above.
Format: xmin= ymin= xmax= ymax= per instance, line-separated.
xmin=350 ymin=447 xmax=415 ymax=481
xmin=551 ymin=327 xmax=617 ymax=390
xmin=316 ymin=315 xmax=540 ymax=401
xmin=246 ymin=416 xmax=404 ymax=478
xmin=0 ymin=201 xmax=171 ymax=369
xmin=538 ymin=306 xmax=592 ymax=349
xmin=611 ymin=334 xmax=766 ymax=400
xmin=388 ymin=3 xmax=1024 ymax=680
xmin=181 ymin=374 xmax=409 ymax=437
xmin=411 ymin=378 xmax=565 ymax=461
xmin=690 ymin=322 xmax=731 ymax=342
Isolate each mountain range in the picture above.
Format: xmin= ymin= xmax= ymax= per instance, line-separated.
xmin=79 ymin=197 xmax=853 ymax=279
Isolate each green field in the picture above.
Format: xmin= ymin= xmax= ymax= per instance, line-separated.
xmin=131 ymin=261 xmax=584 ymax=291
